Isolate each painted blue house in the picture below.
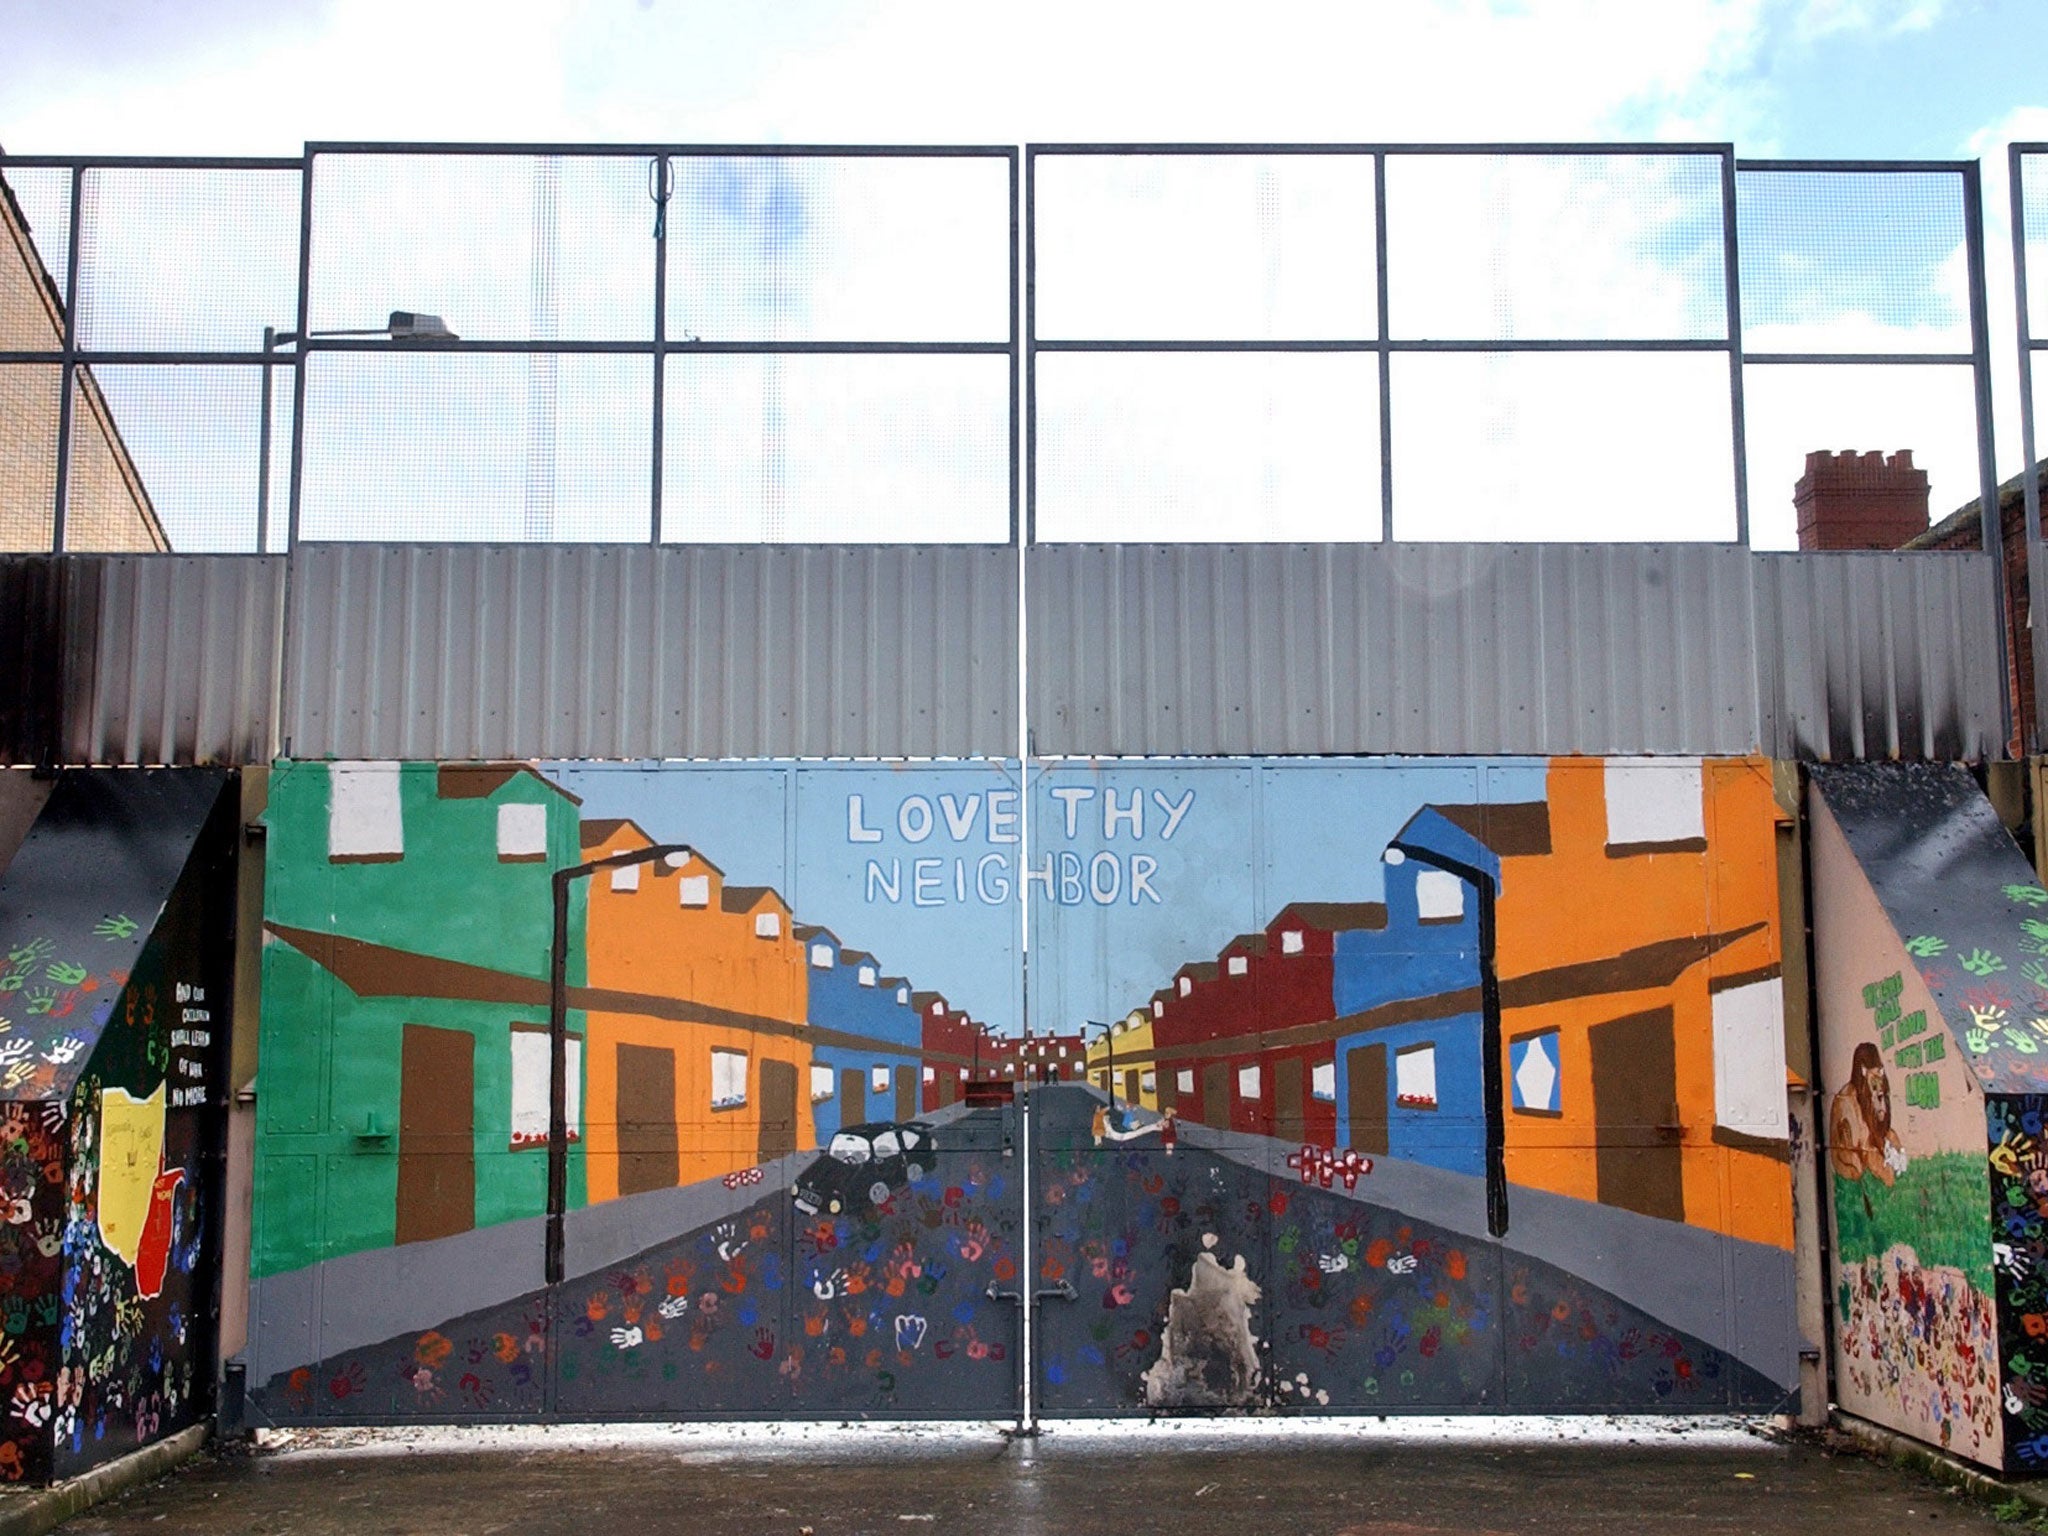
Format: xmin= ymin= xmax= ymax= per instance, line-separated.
xmin=798 ymin=926 xmax=923 ymax=1141
xmin=1329 ymin=806 xmax=1494 ymax=1177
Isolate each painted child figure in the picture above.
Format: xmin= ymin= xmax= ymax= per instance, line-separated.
xmin=1160 ymin=1108 xmax=1178 ymax=1156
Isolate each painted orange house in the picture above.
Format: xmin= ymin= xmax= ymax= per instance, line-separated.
xmin=578 ymin=819 xmax=812 ymax=1203
xmin=1483 ymin=758 xmax=1789 ymax=1250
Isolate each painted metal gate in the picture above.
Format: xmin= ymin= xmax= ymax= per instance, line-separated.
xmin=245 ymin=755 xmax=1798 ymax=1424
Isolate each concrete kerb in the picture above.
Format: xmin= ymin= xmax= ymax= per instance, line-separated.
xmin=1828 ymin=1411 xmax=2048 ymax=1518
xmin=0 ymin=1426 xmax=209 ymax=1536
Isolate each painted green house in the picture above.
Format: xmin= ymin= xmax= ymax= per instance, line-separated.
xmin=254 ymin=762 xmax=588 ymax=1284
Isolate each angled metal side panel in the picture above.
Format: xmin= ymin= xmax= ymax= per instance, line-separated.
xmin=1763 ymin=552 xmax=2003 ymax=762
xmin=59 ymin=556 xmax=283 ymax=766
xmin=282 ymin=544 xmax=1019 ymax=761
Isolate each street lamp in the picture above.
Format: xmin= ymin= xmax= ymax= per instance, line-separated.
xmin=1085 ymin=1020 xmax=1118 ymax=1110
xmin=545 ymin=840 xmax=691 ymax=1286
xmin=256 ymin=310 xmax=459 ymax=549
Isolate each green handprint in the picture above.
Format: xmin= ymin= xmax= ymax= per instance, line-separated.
xmin=2026 ymin=961 xmax=2048 ymax=994
xmin=1962 ymin=949 xmax=2008 ymax=977
xmin=2008 ymin=885 xmax=2048 ymax=907
xmin=21 ymin=988 xmax=54 ymax=1017
xmin=42 ymin=962 xmax=86 ymax=988
xmin=1904 ymin=935 xmax=1947 ymax=958
xmin=92 ymin=915 xmax=137 ymax=942
xmin=4 ymin=939 xmax=51 ymax=968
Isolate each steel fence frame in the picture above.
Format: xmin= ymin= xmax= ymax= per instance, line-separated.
xmin=0 ymin=143 xmax=2003 ymax=559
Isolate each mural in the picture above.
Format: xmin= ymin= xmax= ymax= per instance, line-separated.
xmin=0 ymin=770 xmax=233 ymax=1483
xmin=1811 ymin=762 xmax=2048 ymax=1473
xmin=248 ymin=756 xmax=1798 ymax=1423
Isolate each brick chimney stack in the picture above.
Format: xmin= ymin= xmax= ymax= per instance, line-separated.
xmin=1793 ymin=449 xmax=1930 ymax=550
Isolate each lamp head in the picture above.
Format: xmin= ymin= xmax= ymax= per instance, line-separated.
xmin=387 ymin=310 xmax=457 ymax=341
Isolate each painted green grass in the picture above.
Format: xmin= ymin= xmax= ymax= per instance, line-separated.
xmin=1832 ymin=1150 xmax=1992 ymax=1294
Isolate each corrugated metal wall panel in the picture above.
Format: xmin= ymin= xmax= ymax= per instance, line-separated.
xmin=280 ymin=544 xmax=1021 ymax=761
xmin=63 ymin=556 xmax=284 ymax=766
xmin=1028 ymin=543 xmax=2006 ymax=760
xmin=1765 ymin=551 xmax=2004 ymax=762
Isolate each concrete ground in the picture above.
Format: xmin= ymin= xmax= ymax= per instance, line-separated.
xmin=42 ymin=1419 xmax=2045 ymax=1536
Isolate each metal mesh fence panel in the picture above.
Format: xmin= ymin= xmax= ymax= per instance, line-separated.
xmin=1741 ymin=362 xmax=1980 ymax=550
xmin=308 ymin=153 xmax=652 ymax=343
xmin=299 ymin=350 xmax=652 ymax=542
xmin=0 ymin=364 xmax=60 ymax=550
xmin=1736 ymin=168 xmax=1970 ymax=354
xmin=2023 ymin=152 xmax=2048 ymax=340
xmin=72 ymin=365 xmax=266 ymax=552
xmin=2 ymin=167 xmax=73 ymax=325
xmin=660 ymin=352 xmax=1009 ymax=542
xmin=663 ymin=155 xmax=1010 ymax=343
xmin=1033 ymin=154 xmax=1377 ymax=341
xmin=1034 ymin=351 xmax=1379 ymax=542
xmin=74 ymin=167 xmax=300 ymax=353
xmin=1383 ymin=152 xmax=1726 ymax=341
xmin=1388 ymin=351 xmax=1735 ymax=541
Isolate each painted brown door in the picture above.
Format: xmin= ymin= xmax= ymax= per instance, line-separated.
xmin=1201 ymin=1062 xmax=1230 ymax=1129
xmin=395 ymin=1024 xmax=475 ymax=1246
xmin=1123 ymin=1069 xmax=1141 ymax=1106
xmin=1347 ymin=1043 xmax=1388 ymax=1155
xmin=1274 ymin=1055 xmax=1305 ymax=1143
xmin=758 ymin=1058 xmax=798 ymax=1162
xmin=1157 ymin=1068 xmax=1178 ymax=1115
xmin=1590 ymin=1007 xmax=1685 ymax=1222
xmin=616 ymin=1043 xmax=678 ymax=1197
xmin=841 ymin=1069 xmax=867 ymax=1129
xmin=895 ymin=1066 xmax=916 ymax=1122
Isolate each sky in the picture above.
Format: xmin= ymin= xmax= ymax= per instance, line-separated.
xmin=3 ymin=0 xmax=2047 ymax=548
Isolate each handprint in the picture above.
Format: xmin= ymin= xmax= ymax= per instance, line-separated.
xmin=1905 ymin=935 xmax=1947 ymax=958
xmin=1963 ymin=949 xmax=2009 ymax=977
xmin=749 ymin=1326 xmax=776 ymax=1360
xmin=17 ymin=992 xmax=52 ymax=1020
xmin=1386 ymin=1254 xmax=1418 ymax=1275
xmin=1317 ymin=1252 xmax=1351 ymax=1274
xmin=39 ymin=1038 xmax=84 ymax=1067
xmin=714 ymin=1220 xmax=747 ymax=1263
xmin=93 ymin=915 xmax=138 ymax=942
xmin=9 ymin=1383 xmax=48 ymax=1427
xmin=42 ymin=963 xmax=86 ymax=988
xmin=30 ymin=1219 xmax=60 ymax=1259
xmin=4 ymin=940 xmax=51 ymax=970
xmin=2009 ymin=885 xmax=2048 ymax=907
xmin=658 ymin=1294 xmax=689 ymax=1320
xmin=812 ymin=1267 xmax=846 ymax=1301
xmin=609 ymin=1325 xmax=644 ymax=1350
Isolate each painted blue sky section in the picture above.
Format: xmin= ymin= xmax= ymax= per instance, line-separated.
xmin=1031 ymin=759 xmax=1547 ymax=1035
xmin=545 ymin=761 xmax=1024 ymax=1035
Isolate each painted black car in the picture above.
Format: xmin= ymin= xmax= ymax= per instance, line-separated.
xmin=791 ymin=1120 xmax=936 ymax=1215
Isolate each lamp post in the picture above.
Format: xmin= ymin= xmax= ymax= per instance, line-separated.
xmin=256 ymin=310 xmax=458 ymax=549
xmin=1085 ymin=1020 xmax=1117 ymax=1110
xmin=546 ymin=840 xmax=691 ymax=1286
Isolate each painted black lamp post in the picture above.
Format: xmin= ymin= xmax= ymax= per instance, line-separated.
xmin=546 ymin=841 xmax=691 ymax=1286
xmin=1085 ymin=1019 xmax=1118 ymax=1109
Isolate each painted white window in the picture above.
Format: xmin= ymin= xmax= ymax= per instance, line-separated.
xmin=497 ymin=802 xmax=548 ymax=861
xmin=1603 ymin=758 xmax=1705 ymax=849
xmin=810 ymin=943 xmax=835 ymax=969
xmin=328 ymin=762 xmax=403 ymax=861
xmin=898 ymin=987 xmax=911 ymax=1004
xmin=809 ymin=1064 xmax=835 ymax=1102
xmin=1178 ymin=977 xmax=1192 ymax=997
xmin=1153 ymin=999 xmax=1165 ymax=1018
xmin=1176 ymin=1069 xmax=1194 ymax=1094
xmin=959 ymin=1067 xmax=968 ymax=1080
xmin=922 ymin=1067 xmax=935 ymax=1084
xmin=509 ymin=1028 xmax=580 ymax=1148
xmin=1281 ymin=930 xmax=1304 ymax=955
xmin=871 ymin=1066 xmax=891 ymax=1094
xmin=754 ymin=910 xmax=781 ymax=939
xmin=711 ymin=1049 xmax=748 ymax=1109
xmin=858 ymin=965 xmax=877 ymax=987
xmin=1227 ymin=955 xmax=1249 ymax=976
xmin=1006 ymin=1063 xmax=1017 ymax=1075
xmin=932 ymin=1001 xmax=945 ymax=1015
xmin=1396 ymin=1044 xmax=1439 ymax=1109
xmin=1311 ymin=1061 xmax=1337 ymax=1102
xmin=609 ymin=862 xmax=641 ymax=892
xmin=677 ymin=874 xmax=710 ymax=907
xmin=1057 ymin=1045 xmax=1068 ymax=1058
xmin=1713 ymin=979 xmax=1789 ymax=1139
xmin=1415 ymin=869 xmax=1466 ymax=922
xmin=1237 ymin=1064 xmax=1261 ymax=1099
xmin=1141 ymin=1070 xmax=1157 ymax=1094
